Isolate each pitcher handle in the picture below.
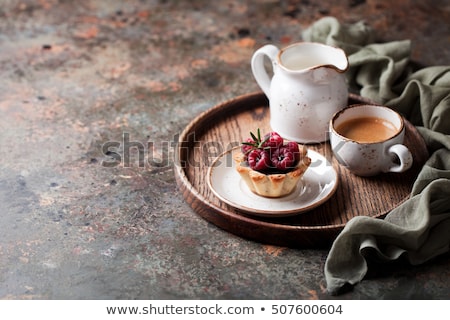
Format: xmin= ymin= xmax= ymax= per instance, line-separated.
xmin=251 ymin=44 xmax=280 ymax=99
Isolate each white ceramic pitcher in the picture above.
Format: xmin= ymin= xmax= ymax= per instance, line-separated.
xmin=251 ymin=42 xmax=349 ymax=143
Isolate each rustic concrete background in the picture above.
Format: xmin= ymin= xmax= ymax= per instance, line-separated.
xmin=0 ymin=0 xmax=449 ymax=299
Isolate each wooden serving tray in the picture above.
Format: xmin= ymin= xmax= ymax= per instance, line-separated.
xmin=174 ymin=92 xmax=429 ymax=248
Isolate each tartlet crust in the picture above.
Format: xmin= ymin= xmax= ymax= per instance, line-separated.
xmin=234 ymin=144 xmax=311 ymax=198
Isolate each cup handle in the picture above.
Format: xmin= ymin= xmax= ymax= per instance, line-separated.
xmin=251 ymin=44 xmax=279 ymax=99
xmin=385 ymin=144 xmax=413 ymax=173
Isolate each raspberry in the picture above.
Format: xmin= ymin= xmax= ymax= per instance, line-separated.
xmin=262 ymin=131 xmax=283 ymax=150
xmin=284 ymin=141 xmax=300 ymax=162
xmin=271 ymin=146 xmax=296 ymax=170
xmin=241 ymin=137 xmax=255 ymax=156
xmin=247 ymin=149 xmax=271 ymax=171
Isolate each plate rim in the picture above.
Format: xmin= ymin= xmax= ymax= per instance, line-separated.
xmin=207 ymin=147 xmax=339 ymax=217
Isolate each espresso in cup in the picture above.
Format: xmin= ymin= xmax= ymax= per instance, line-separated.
xmin=335 ymin=116 xmax=397 ymax=143
xmin=329 ymin=104 xmax=413 ymax=176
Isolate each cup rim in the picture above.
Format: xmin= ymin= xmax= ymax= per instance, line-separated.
xmin=330 ymin=104 xmax=405 ymax=144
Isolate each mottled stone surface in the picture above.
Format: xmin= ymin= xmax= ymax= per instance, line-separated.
xmin=0 ymin=0 xmax=449 ymax=299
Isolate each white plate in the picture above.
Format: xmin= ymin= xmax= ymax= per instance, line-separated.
xmin=207 ymin=148 xmax=338 ymax=217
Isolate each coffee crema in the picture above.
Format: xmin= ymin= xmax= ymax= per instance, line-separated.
xmin=335 ymin=117 xmax=398 ymax=143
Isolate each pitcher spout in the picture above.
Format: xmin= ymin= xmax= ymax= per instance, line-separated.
xmin=328 ymin=46 xmax=349 ymax=73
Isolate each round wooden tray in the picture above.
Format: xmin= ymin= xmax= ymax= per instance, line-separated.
xmin=174 ymin=92 xmax=429 ymax=248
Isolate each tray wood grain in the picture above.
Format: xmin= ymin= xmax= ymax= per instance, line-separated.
xmin=174 ymin=92 xmax=429 ymax=248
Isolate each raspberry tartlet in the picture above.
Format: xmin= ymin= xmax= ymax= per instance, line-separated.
xmin=234 ymin=129 xmax=311 ymax=198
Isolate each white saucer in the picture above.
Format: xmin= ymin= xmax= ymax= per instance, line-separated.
xmin=207 ymin=148 xmax=338 ymax=217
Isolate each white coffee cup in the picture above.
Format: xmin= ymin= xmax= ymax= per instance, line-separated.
xmin=329 ymin=104 xmax=413 ymax=176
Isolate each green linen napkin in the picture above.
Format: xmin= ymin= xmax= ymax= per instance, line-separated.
xmin=302 ymin=17 xmax=450 ymax=295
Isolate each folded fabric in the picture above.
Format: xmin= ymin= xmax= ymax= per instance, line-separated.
xmin=302 ymin=17 xmax=450 ymax=295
